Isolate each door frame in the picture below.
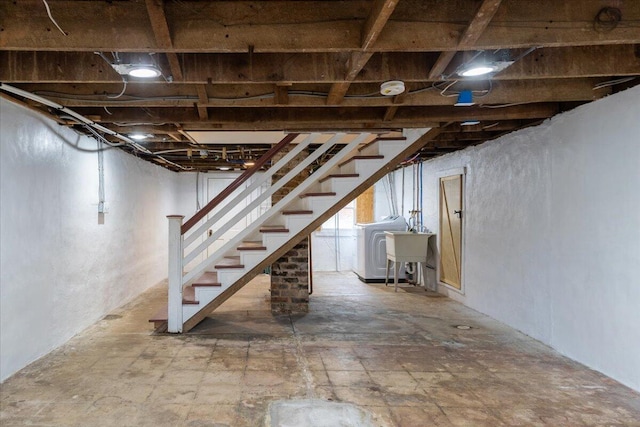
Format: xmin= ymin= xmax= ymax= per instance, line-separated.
xmin=436 ymin=167 xmax=467 ymax=294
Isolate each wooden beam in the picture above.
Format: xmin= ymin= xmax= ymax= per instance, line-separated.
xmin=428 ymin=0 xmax=503 ymax=79
xmin=195 ymin=84 xmax=208 ymax=120
xmin=144 ymin=0 xmax=183 ymax=80
xmin=326 ymin=52 xmax=374 ymax=105
xmin=327 ymin=0 xmax=399 ymax=105
xmin=20 ymin=78 xmax=611 ymax=108
xmin=2 ymin=1 xmax=639 ymax=52
xmin=361 ymin=0 xmax=401 ymax=51
xmin=69 ymin=103 xmax=557 ymax=130
xmin=428 ymin=52 xmax=458 ymax=80
xmin=327 ymin=82 xmax=353 ymax=106
xmin=459 ymin=0 xmax=503 ymax=49
xmin=3 ymin=46 xmax=637 ymax=84
xmin=274 ymin=85 xmax=289 ymax=105
xmin=382 ymin=91 xmax=407 ymax=121
xmin=383 ymin=105 xmax=400 ymax=122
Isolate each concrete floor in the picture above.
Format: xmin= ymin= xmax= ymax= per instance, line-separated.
xmin=1 ymin=272 xmax=639 ymax=426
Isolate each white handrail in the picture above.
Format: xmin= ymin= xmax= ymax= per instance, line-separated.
xmin=182 ymin=132 xmax=370 ymax=285
xmin=183 ymin=133 xmax=320 ymax=247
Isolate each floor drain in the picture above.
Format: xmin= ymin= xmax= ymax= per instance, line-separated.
xmin=454 ymin=325 xmax=473 ymax=330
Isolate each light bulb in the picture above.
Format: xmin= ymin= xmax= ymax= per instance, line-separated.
xmin=459 ymin=66 xmax=496 ymax=77
xmin=128 ymin=66 xmax=161 ymax=78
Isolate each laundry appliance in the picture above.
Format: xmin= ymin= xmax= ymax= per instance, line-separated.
xmin=353 ymin=215 xmax=407 ymax=282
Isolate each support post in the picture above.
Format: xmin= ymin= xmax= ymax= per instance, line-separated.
xmin=167 ymin=215 xmax=184 ymax=333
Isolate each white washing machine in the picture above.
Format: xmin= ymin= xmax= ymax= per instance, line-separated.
xmin=353 ymin=215 xmax=407 ymax=282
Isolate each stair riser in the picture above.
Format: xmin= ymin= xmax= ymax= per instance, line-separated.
xmin=340 ymin=158 xmax=388 ymax=175
xmin=216 ymin=270 xmax=244 ymax=284
xmin=320 ymin=177 xmax=360 ymax=193
xmin=338 ymin=161 xmax=357 ymax=174
xmin=262 ymin=234 xmax=291 ymax=251
xmin=379 ymin=144 xmax=411 ymax=158
xmin=193 ymin=287 xmax=223 ymax=302
xmin=354 ymin=159 xmax=387 ymax=175
xmin=239 ymin=251 xmax=267 ymax=267
xmin=360 ymin=140 xmax=408 ymax=157
xmin=357 ymin=141 xmax=381 ymax=157
xmin=284 ymin=214 xmax=314 ymax=230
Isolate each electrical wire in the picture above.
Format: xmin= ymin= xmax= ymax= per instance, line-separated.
xmin=42 ymin=0 xmax=67 ymax=36
xmin=439 ymin=80 xmax=461 ymax=97
xmin=480 ymin=101 xmax=532 ymax=108
xmin=107 ymin=76 xmax=128 ymax=99
xmin=593 ymin=77 xmax=636 ymax=90
xmin=482 ymin=122 xmax=500 ymax=130
xmin=80 ymin=123 xmax=125 ymax=148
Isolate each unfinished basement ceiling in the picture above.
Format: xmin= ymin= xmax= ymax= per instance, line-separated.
xmin=1 ymin=0 xmax=639 ymax=171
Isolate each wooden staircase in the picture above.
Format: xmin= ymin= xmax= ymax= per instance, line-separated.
xmin=150 ymin=129 xmax=438 ymax=332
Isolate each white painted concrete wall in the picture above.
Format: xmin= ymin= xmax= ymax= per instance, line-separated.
xmin=407 ymin=87 xmax=640 ymax=391
xmin=311 ymin=231 xmax=356 ymax=272
xmin=0 ymin=99 xmax=179 ymax=381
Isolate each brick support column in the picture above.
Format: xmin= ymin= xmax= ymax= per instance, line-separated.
xmin=270 ymin=147 xmax=310 ymax=314
xmin=270 ymin=237 xmax=309 ymax=314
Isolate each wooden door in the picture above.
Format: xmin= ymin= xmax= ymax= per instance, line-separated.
xmin=439 ymin=174 xmax=463 ymax=289
xmin=356 ymin=185 xmax=374 ymax=224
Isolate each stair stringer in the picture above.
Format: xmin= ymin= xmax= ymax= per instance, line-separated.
xmin=180 ymin=128 xmax=440 ymax=332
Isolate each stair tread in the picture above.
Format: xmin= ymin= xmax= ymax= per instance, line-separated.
xmin=282 ymin=210 xmax=313 ymax=215
xmin=237 ymin=241 xmax=267 ymax=250
xmin=192 ymin=271 xmax=221 ymax=287
xmin=299 ymin=192 xmax=337 ymax=199
xmin=260 ymin=225 xmax=289 ymax=233
xmin=182 ymin=286 xmax=199 ymax=304
xmin=149 ymin=306 xmax=168 ymax=323
xmin=215 ymin=256 xmax=244 ymax=269
xmin=318 ymin=173 xmax=359 ymax=183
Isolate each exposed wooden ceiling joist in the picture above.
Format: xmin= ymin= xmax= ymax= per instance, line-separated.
xmin=64 ymin=103 xmax=558 ymax=128
xmin=326 ymin=0 xmax=399 ymax=105
xmin=3 ymin=46 xmax=637 ymax=84
xmin=2 ymin=1 xmax=639 ymax=52
xmin=428 ymin=0 xmax=503 ymax=79
xmin=144 ymin=0 xmax=183 ymax=81
xmin=17 ymin=78 xmax=610 ymax=108
xmin=1 ymin=0 xmax=638 ymax=171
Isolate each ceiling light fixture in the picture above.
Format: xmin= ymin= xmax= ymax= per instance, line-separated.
xmin=128 ymin=133 xmax=151 ymax=140
xmin=244 ymin=160 xmax=256 ymax=167
xmin=459 ymin=65 xmax=496 ymax=77
xmin=380 ymin=80 xmax=405 ymax=96
xmin=111 ymin=64 xmax=162 ymax=79
xmin=218 ymin=166 xmax=232 ymax=171
xmin=461 ymin=120 xmax=481 ymax=126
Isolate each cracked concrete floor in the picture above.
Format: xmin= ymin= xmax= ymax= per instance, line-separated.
xmin=1 ymin=272 xmax=639 ymax=426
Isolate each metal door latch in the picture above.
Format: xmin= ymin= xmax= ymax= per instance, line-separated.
xmin=454 ymin=210 xmax=462 ymax=218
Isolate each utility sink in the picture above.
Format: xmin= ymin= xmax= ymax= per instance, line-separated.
xmin=384 ymin=231 xmax=434 ymax=263
xmin=385 ymin=231 xmax=437 ymax=292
